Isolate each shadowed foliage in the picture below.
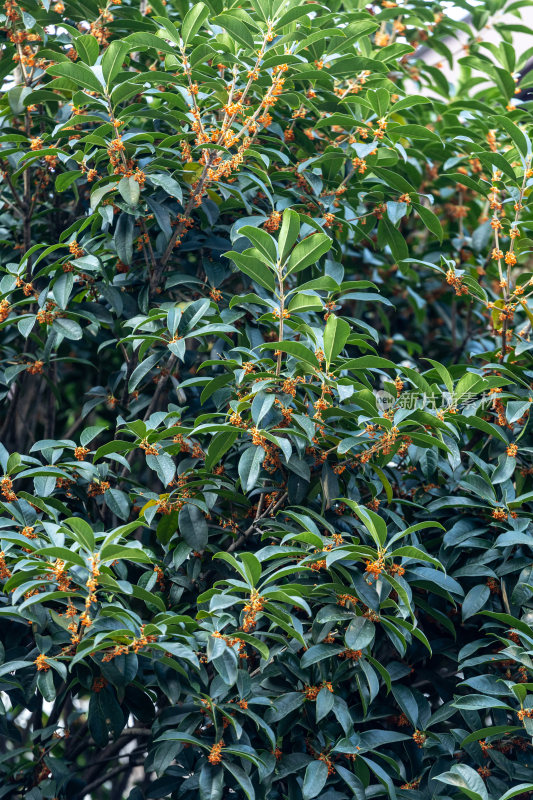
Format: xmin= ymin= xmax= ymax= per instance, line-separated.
xmin=1 ymin=0 xmax=533 ymax=799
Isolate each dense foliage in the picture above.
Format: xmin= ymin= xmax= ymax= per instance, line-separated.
xmin=2 ymin=0 xmax=533 ymax=798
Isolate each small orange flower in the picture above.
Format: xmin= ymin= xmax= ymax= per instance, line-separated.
xmin=208 ymin=739 xmax=224 ymax=764
xmin=0 ymin=551 xmax=12 ymax=579
xmin=412 ymin=730 xmax=426 ymax=747
xmin=264 ymin=210 xmax=281 ymax=232
xmin=504 ymin=251 xmax=517 ymax=266
xmin=35 ymin=654 xmax=50 ymax=671
xmin=74 ymin=446 xmax=90 ymax=461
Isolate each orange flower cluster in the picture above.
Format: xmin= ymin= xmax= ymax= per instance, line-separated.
xmin=391 ymin=713 xmax=410 ymax=727
xmin=88 ymin=480 xmax=110 ymax=497
xmin=102 ymin=628 xmax=157 ymax=662
xmin=211 ymin=630 xmax=248 ymax=659
xmin=35 ymin=654 xmax=50 ymax=671
xmin=492 ymin=507 xmax=508 ymax=521
xmin=208 ymin=740 xmax=224 ymax=764
xmin=505 ymin=251 xmax=517 ymax=266
xmin=446 ymin=268 xmax=468 ymax=296
xmin=338 ymin=649 xmax=363 ymax=661
xmin=36 ymin=301 xmax=60 ymax=325
xmin=281 ymin=375 xmax=305 ymax=398
xmin=92 ymin=676 xmax=108 ymax=693
xmin=479 ymin=739 xmax=493 ymax=756
xmin=507 ymin=443 xmax=518 ymax=457
xmin=79 ymin=553 xmax=99 ymax=631
xmin=0 ymin=551 xmax=12 ymax=579
xmin=74 ymin=446 xmax=90 ymax=461
xmin=401 ymin=779 xmax=421 ymax=790
xmin=0 ymin=299 xmax=10 ymax=322
xmin=69 ymin=240 xmax=83 ymax=258
xmin=318 ymin=752 xmax=335 ymax=775
xmin=154 ymin=565 xmax=165 ymax=589
xmin=388 ymin=563 xmax=405 ymax=577
xmin=26 ymin=360 xmax=44 ymax=374
xmin=487 ymin=130 xmax=497 ymax=152
xmin=1 ymin=476 xmax=16 ymax=502
xmin=242 ymin=590 xmax=265 ymax=632
xmin=352 ymin=157 xmax=367 ymax=174
xmin=139 ymin=438 xmax=159 ymax=455
xmin=412 ymin=730 xmax=426 ymax=747
xmin=47 ymin=559 xmax=71 ymax=592
xmin=337 ymin=593 xmax=359 ymax=607
xmin=264 ymin=210 xmax=281 ymax=231
xmin=365 ymin=556 xmax=385 ymax=579
xmin=359 ymin=425 xmax=401 ymax=464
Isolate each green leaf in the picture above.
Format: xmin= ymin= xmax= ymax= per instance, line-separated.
xmin=182 ymin=2 xmax=209 ymax=45
xmin=223 ymin=763 xmax=255 ymax=800
xmin=215 ymin=13 xmax=255 ymax=48
xmin=435 ymin=764 xmax=488 ymax=800
xmin=224 ymin=250 xmax=275 ymax=292
xmin=53 ymin=272 xmax=74 ymax=310
xmin=452 ymin=695 xmax=512 ymax=711
xmin=206 ymin=430 xmax=238 ymax=471
xmin=279 ymin=208 xmax=301 ymax=263
xmin=303 ymin=760 xmax=329 ymax=800
xmin=154 ymin=17 xmax=181 ymax=45
xmin=53 ymin=318 xmax=83 ymax=340
xmin=414 ymin=203 xmax=443 ymax=242
xmin=55 ymin=170 xmax=82 ymax=193
xmin=115 ymin=212 xmax=134 ymax=265
xmin=390 ymin=545 xmax=443 ymax=570
xmin=74 ymin=35 xmax=99 ymax=65
xmin=106 ymin=488 xmax=130 ymax=521
xmin=238 ymin=226 xmax=277 ymax=263
xmin=324 ymin=314 xmax=351 ymax=367
xmin=342 ymin=500 xmax=387 ymax=548
xmin=33 ymin=546 xmax=86 ymax=568
xmin=301 ymin=644 xmax=345 ymax=667
xmin=345 ymin=617 xmax=375 ymax=650
xmin=64 ymin=517 xmax=95 ymax=551
xmin=461 ymin=726 xmax=522 ymax=746
xmin=199 ymin=764 xmax=224 ymax=800
xmin=490 ymin=114 xmax=530 ymax=158
xmin=286 ymin=234 xmax=332 ymax=275
xmin=259 ymin=341 xmax=320 ymax=369
xmin=129 ymin=353 xmax=161 ymax=392
xmin=178 ymin=503 xmax=208 ymax=549
xmin=499 ymin=786 xmax=533 ymax=800
xmin=389 ymin=123 xmax=442 ymax=143
xmin=47 ymin=62 xmax=103 ymax=93
xmin=118 ymin=176 xmax=140 ymax=207
xmin=238 ymin=446 xmax=264 ymax=492
xmin=462 ymin=584 xmax=490 ymax=621
xmin=102 ymin=40 xmax=130 ymax=85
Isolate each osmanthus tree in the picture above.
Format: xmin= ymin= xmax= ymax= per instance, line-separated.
xmin=2 ymin=0 xmax=533 ymax=798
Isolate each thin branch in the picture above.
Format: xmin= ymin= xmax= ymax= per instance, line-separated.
xmin=228 ymin=491 xmax=287 ymax=552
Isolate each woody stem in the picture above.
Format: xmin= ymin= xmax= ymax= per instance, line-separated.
xmin=276 ymin=265 xmax=285 ymax=376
